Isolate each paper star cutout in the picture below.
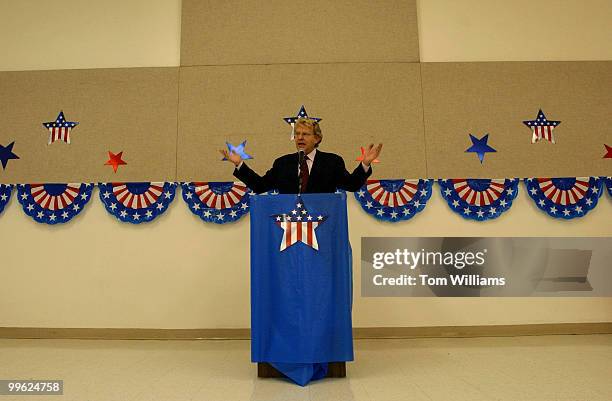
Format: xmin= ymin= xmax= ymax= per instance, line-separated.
xmin=604 ymin=144 xmax=612 ymax=159
xmin=43 ymin=111 xmax=78 ymax=144
xmin=356 ymin=147 xmax=380 ymax=163
xmin=0 ymin=141 xmax=20 ymax=170
xmin=271 ymin=197 xmax=326 ymax=251
xmin=104 ymin=151 xmax=127 ymax=173
xmin=465 ymin=134 xmax=496 ymax=164
xmin=283 ymin=105 xmax=322 ymax=140
xmin=222 ymin=140 xmax=252 ymax=161
xmin=523 ymin=109 xmax=560 ymax=144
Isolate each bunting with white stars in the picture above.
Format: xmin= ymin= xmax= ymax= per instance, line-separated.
xmin=0 ymin=184 xmax=13 ymax=216
xmin=98 ymin=182 xmax=176 ymax=224
xmin=17 ymin=183 xmax=93 ymax=224
xmin=524 ymin=177 xmax=603 ymax=219
xmin=181 ymin=181 xmax=250 ymax=224
xmin=438 ymin=178 xmax=519 ymax=221
xmin=605 ymin=177 xmax=612 ymax=198
xmin=354 ymin=179 xmax=433 ymax=222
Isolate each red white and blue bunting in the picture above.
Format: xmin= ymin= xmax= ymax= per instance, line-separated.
xmin=181 ymin=181 xmax=250 ymax=224
xmin=605 ymin=177 xmax=612 ymax=197
xmin=524 ymin=177 xmax=603 ymax=219
xmin=17 ymin=183 xmax=93 ymax=224
xmin=0 ymin=178 xmax=608 ymax=225
xmin=0 ymin=184 xmax=13 ymax=215
xmin=99 ymin=182 xmax=176 ymax=224
xmin=439 ymin=179 xmax=519 ymax=221
xmin=354 ymin=179 xmax=433 ymax=222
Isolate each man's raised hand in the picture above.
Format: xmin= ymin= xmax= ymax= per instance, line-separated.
xmin=362 ymin=143 xmax=383 ymax=166
xmin=219 ymin=149 xmax=242 ymax=167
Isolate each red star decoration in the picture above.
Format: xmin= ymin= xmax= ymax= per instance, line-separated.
xmin=105 ymin=151 xmax=127 ymax=173
xmin=355 ymin=146 xmax=380 ymax=163
xmin=604 ymin=144 xmax=612 ymax=159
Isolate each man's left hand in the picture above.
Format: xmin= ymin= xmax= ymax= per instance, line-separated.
xmin=362 ymin=143 xmax=383 ymax=167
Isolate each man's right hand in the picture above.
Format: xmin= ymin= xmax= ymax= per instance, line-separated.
xmin=219 ymin=149 xmax=242 ymax=167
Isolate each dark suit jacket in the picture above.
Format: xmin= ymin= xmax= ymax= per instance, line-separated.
xmin=234 ymin=150 xmax=372 ymax=194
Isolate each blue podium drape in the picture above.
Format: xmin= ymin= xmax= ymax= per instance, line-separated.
xmin=249 ymin=193 xmax=354 ymax=385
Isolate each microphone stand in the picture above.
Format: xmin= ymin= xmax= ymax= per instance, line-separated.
xmin=298 ymin=150 xmax=305 ymax=195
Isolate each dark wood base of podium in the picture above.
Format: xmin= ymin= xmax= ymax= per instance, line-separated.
xmin=257 ymin=362 xmax=346 ymax=378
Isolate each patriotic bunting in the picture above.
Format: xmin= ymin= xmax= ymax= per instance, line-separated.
xmin=99 ymin=182 xmax=176 ymax=224
xmin=439 ymin=178 xmax=519 ymax=221
xmin=524 ymin=177 xmax=603 ymax=219
xmin=17 ymin=183 xmax=93 ymax=224
xmin=605 ymin=177 xmax=612 ymax=197
xmin=182 ymin=182 xmax=250 ymax=224
xmin=0 ymin=184 xmax=13 ymax=215
xmin=354 ymin=179 xmax=433 ymax=222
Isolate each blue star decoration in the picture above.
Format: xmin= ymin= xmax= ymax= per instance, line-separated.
xmin=271 ymin=197 xmax=327 ymax=251
xmin=465 ymin=134 xmax=496 ymax=164
xmin=522 ymin=109 xmax=560 ymax=144
xmin=283 ymin=105 xmax=322 ymax=140
xmin=0 ymin=141 xmax=20 ymax=170
xmin=222 ymin=140 xmax=252 ymax=161
xmin=43 ymin=111 xmax=79 ymax=144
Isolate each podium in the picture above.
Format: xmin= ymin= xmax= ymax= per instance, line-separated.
xmin=249 ymin=193 xmax=354 ymax=386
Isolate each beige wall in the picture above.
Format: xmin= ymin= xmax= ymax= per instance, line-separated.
xmin=0 ymin=0 xmax=610 ymax=329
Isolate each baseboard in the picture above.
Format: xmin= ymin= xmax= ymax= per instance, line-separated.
xmin=0 ymin=323 xmax=610 ymax=340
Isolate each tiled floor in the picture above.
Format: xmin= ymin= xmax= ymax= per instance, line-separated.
xmin=0 ymin=335 xmax=610 ymax=401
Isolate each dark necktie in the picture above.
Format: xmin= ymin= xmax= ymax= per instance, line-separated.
xmin=300 ymin=155 xmax=309 ymax=193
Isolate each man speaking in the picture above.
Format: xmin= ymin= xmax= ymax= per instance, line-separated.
xmin=219 ymin=114 xmax=382 ymax=386
xmin=220 ymin=117 xmax=382 ymax=193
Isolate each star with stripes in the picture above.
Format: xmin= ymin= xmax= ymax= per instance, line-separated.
xmin=283 ymin=105 xmax=322 ymax=140
xmin=523 ymin=109 xmax=561 ymax=144
xmin=465 ymin=134 xmax=496 ymax=164
xmin=43 ymin=111 xmax=78 ymax=144
xmin=271 ymin=197 xmax=327 ymax=251
xmin=105 ymin=151 xmax=127 ymax=173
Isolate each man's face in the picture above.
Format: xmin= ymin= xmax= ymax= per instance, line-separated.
xmin=294 ymin=123 xmax=320 ymax=154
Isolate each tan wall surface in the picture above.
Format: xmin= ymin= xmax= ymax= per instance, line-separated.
xmin=181 ymin=0 xmax=420 ymax=66
xmin=178 ymin=63 xmax=426 ymax=181
xmin=422 ymin=61 xmax=612 ymax=178
xmin=0 ymin=68 xmax=179 ymax=183
xmin=0 ymin=0 xmax=610 ymax=330
xmin=417 ymin=0 xmax=612 ymax=62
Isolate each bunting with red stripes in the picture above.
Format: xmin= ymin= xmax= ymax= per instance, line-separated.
xmin=439 ymin=178 xmax=519 ymax=221
xmin=99 ymin=182 xmax=176 ymax=224
xmin=181 ymin=181 xmax=250 ymax=224
xmin=17 ymin=183 xmax=93 ymax=224
xmin=354 ymin=179 xmax=433 ymax=222
xmin=524 ymin=177 xmax=603 ymax=219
